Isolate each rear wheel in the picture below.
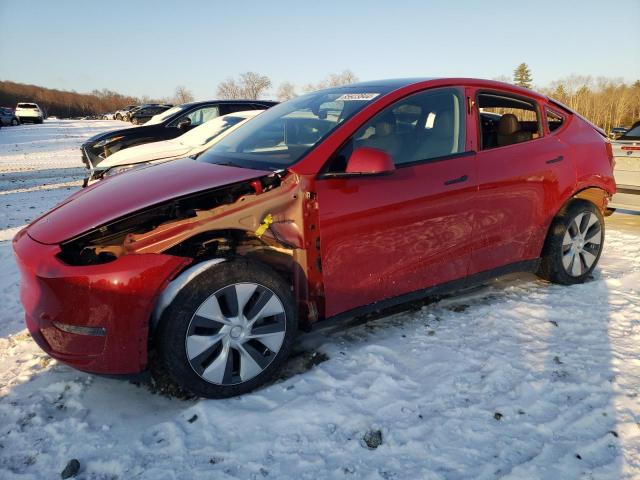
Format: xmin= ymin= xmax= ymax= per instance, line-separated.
xmin=131 ymin=117 xmax=139 ymax=125
xmin=537 ymin=200 xmax=604 ymax=285
xmin=157 ymin=259 xmax=297 ymax=398
xmin=11 ymin=118 xmax=18 ymax=126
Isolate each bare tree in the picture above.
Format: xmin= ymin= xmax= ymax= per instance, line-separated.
xmin=216 ymin=72 xmax=272 ymax=100
xmin=276 ymin=82 xmax=297 ymax=101
xmin=173 ymin=85 xmax=195 ymax=104
xmin=304 ymin=70 xmax=358 ymax=92
xmin=216 ymin=78 xmax=243 ymax=100
xmin=240 ymin=72 xmax=272 ymax=100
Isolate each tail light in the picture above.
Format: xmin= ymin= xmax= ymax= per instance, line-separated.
xmin=605 ymin=141 xmax=615 ymax=169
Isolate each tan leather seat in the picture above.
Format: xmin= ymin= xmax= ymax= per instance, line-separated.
xmin=360 ymin=114 xmax=403 ymax=159
xmin=497 ymin=114 xmax=532 ymax=147
xmin=412 ymin=110 xmax=455 ymax=161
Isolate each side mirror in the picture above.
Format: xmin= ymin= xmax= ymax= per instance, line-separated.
xmin=177 ymin=118 xmax=192 ymax=130
xmin=345 ymin=147 xmax=395 ymax=175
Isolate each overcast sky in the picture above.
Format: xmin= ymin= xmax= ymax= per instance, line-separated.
xmin=1 ymin=0 xmax=638 ymax=100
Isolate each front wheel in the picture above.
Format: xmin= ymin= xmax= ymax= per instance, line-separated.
xmin=11 ymin=118 xmax=18 ymax=126
xmin=537 ymin=200 xmax=604 ymax=285
xmin=157 ymin=259 xmax=297 ymax=398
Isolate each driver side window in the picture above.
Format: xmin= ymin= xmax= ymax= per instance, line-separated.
xmin=326 ymin=88 xmax=465 ymax=172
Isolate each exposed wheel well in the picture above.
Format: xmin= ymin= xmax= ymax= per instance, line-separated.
xmin=165 ymin=228 xmax=295 ymax=285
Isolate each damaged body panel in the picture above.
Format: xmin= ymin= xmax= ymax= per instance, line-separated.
xmin=13 ymin=228 xmax=190 ymax=373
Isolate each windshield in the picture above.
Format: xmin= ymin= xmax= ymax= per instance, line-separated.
xmin=621 ymin=123 xmax=640 ymax=140
xmin=197 ymin=87 xmax=391 ymax=170
xmin=178 ymin=112 xmax=259 ymax=148
xmin=146 ymin=105 xmax=184 ymax=125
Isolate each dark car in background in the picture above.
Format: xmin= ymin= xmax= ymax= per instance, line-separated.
xmin=0 ymin=107 xmax=20 ymax=126
xmin=129 ymin=104 xmax=172 ymax=125
xmin=81 ymin=100 xmax=278 ymax=168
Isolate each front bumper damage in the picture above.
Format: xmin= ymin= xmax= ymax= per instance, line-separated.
xmin=13 ymin=228 xmax=190 ymax=374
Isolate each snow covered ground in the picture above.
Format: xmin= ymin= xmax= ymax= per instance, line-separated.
xmin=0 ymin=120 xmax=638 ymax=479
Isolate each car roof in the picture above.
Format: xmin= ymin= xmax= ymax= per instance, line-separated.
xmin=179 ymin=100 xmax=278 ymax=108
xmin=332 ymin=77 xmax=549 ymax=102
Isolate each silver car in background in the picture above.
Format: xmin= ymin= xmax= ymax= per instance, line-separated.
xmin=609 ymin=121 xmax=640 ymax=212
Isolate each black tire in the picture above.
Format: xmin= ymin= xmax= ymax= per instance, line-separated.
xmin=131 ymin=117 xmax=139 ymax=125
xmin=605 ymin=208 xmax=615 ymax=217
xmin=11 ymin=118 xmax=18 ymax=126
xmin=115 ymin=114 xmax=122 ymax=121
xmin=537 ymin=199 xmax=605 ymax=285
xmin=156 ymin=258 xmax=297 ymax=398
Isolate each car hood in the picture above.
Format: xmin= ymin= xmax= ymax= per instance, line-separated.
xmin=27 ymin=158 xmax=271 ymax=245
xmin=83 ymin=124 xmax=143 ymax=144
xmin=98 ymin=140 xmax=192 ymax=168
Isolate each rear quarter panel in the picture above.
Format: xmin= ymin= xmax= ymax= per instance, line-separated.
xmin=560 ymin=112 xmax=616 ymax=198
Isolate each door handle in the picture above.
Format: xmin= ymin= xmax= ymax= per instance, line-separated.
xmin=444 ymin=174 xmax=468 ymax=186
xmin=546 ymin=155 xmax=564 ymax=164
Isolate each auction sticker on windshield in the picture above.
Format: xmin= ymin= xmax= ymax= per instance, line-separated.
xmin=335 ymin=93 xmax=380 ymax=101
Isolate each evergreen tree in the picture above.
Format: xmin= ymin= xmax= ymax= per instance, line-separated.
xmin=513 ymin=63 xmax=533 ymax=88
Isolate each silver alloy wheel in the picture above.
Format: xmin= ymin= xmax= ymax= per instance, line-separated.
xmin=185 ymin=283 xmax=287 ymax=385
xmin=562 ymin=211 xmax=602 ymax=277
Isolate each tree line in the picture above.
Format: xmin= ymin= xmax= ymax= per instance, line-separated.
xmin=504 ymin=63 xmax=640 ymax=132
xmin=0 ymin=82 xmax=195 ymax=119
xmin=2 ymin=67 xmax=639 ymax=132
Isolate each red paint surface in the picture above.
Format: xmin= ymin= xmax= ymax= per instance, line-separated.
xmin=13 ymin=228 xmax=190 ymax=373
xmin=28 ymin=158 xmax=270 ymax=245
xmin=14 ymin=78 xmax=616 ymax=374
xmin=345 ymin=147 xmax=395 ymax=174
xmin=316 ymin=155 xmax=477 ymax=317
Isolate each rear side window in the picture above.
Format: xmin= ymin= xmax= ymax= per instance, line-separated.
xmin=477 ymin=92 xmax=541 ymax=150
xmin=545 ymin=108 xmax=565 ymax=133
xmin=174 ymin=106 xmax=220 ymax=127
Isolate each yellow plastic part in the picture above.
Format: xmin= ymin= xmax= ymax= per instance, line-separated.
xmin=255 ymin=214 xmax=273 ymax=238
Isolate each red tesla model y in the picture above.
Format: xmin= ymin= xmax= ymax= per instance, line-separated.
xmin=14 ymin=78 xmax=615 ymax=398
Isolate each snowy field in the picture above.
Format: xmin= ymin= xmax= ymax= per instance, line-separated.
xmin=0 ymin=120 xmax=638 ymax=479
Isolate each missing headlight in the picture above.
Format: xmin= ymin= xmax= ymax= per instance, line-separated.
xmin=56 ymin=179 xmax=261 ymax=266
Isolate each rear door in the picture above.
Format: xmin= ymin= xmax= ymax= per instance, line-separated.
xmin=468 ymin=90 xmax=575 ymax=274
xmin=316 ymin=87 xmax=477 ymax=317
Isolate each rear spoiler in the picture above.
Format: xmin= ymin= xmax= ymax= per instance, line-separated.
xmin=549 ymin=99 xmax=607 ymax=138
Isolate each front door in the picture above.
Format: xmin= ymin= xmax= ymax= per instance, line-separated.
xmin=315 ymin=87 xmax=477 ymax=317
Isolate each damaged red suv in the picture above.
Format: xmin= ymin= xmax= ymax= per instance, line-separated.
xmin=14 ymin=79 xmax=615 ymax=398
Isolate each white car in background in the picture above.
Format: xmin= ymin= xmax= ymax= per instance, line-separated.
xmin=609 ymin=121 xmax=640 ymax=212
xmin=15 ymin=102 xmax=44 ymax=124
xmin=85 ymin=110 xmax=262 ymax=185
